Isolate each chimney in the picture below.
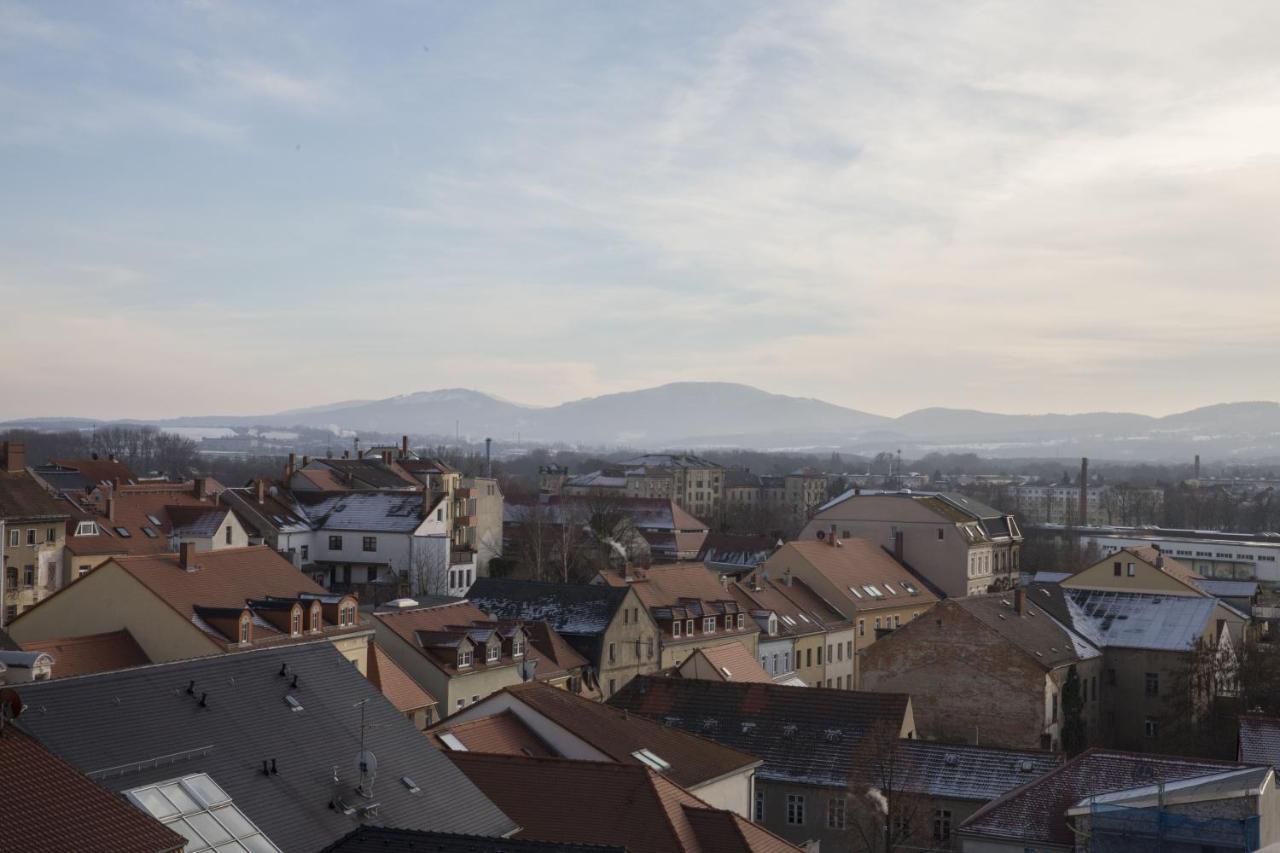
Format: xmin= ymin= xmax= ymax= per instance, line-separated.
xmin=382 ymin=450 xmax=392 ymax=465
xmin=194 ymin=477 xmax=209 ymax=500
xmin=1194 ymin=454 xmax=1201 ymax=480
xmin=1014 ymin=588 xmax=1025 ymax=616
xmin=485 ymin=437 xmax=492 ymax=478
xmin=783 ymin=568 xmax=792 ymax=587
xmin=1076 ymin=457 xmax=1089 ymax=527
xmin=828 ymin=523 xmax=838 ymax=547
xmin=342 ymin=450 xmax=350 ymax=459
xmin=179 ymin=542 xmax=197 ymax=571
xmin=358 ymin=450 xmax=365 ymax=460
xmin=256 ymin=479 xmax=266 ymax=505
xmin=108 ymin=453 xmax=117 ymax=463
xmin=302 ymin=455 xmax=310 ymax=467
xmin=106 ymin=496 xmax=116 ymax=522
xmin=1 ymin=441 xmax=24 ymax=473
xmin=401 ymin=435 xmax=409 ymax=459
xmin=286 ymin=453 xmax=296 ymax=478
xmin=421 ymin=487 xmax=432 ymax=520
xmin=893 ymin=530 xmax=904 ymax=563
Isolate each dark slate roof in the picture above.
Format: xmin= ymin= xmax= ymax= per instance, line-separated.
xmin=467 ymin=578 xmax=628 ymax=638
xmin=13 ymin=641 xmax=516 ymax=851
xmin=870 ymin=740 xmax=1062 ymax=802
xmin=959 ymin=749 xmax=1249 ymax=847
xmin=321 ymin=826 xmax=623 ymax=852
xmin=952 ymin=595 xmax=1099 ymax=670
xmin=607 ymin=676 xmax=912 ymax=788
xmin=313 ymin=459 xmax=420 ymax=491
xmin=1239 ymin=715 xmax=1280 ymax=767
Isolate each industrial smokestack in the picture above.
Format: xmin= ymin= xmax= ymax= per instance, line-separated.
xmin=1078 ymin=457 xmax=1089 ymax=527
xmin=485 ymin=438 xmax=492 ymax=478
xmin=1194 ymin=454 xmax=1201 ymax=480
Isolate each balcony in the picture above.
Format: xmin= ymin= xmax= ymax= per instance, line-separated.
xmin=450 ymin=548 xmax=476 ymax=567
xmin=454 ymin=487 xmax=474 ymax=499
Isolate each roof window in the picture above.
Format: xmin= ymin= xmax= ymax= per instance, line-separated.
xmin=848 ymin=586 xmax=863 ymax=599
xmin=284 ymin=695 xmax=303 ymax=712
xmin=126 ymin=773 xmax=281 ymax=853
xmin=146 ymin=514 xmax=162 ymax=526
xmin=115 ymin=526 xmax=131 ymax=538
xmin=141 ymin=526 xmax=158 ymax=538
xmin=632 ymin=749 xmax=672 ymax=771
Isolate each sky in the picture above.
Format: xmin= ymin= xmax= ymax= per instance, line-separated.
xmin=2 ymin=1 xmax=1279 ymax=421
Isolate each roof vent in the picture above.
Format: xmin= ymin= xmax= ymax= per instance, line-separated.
xmin=944 ymin=753 xmax=958 ymax=766
xmin=824 ymin=728 xmax=842 ymax=742
xmin=782 ymin=724 xmax=798 ymax=737
xmin=1018 ymin=759 xmax=1035 ymax=772
xmin=285 ymin=695 xmax=303 ymax=712
xmin=401 ymin=776 xmax=420 ymax=794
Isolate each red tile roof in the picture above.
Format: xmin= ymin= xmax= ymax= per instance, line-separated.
xmin=67 ymin=480 xmax=233 ymax=556
xmin=428 ymin=709 xmax=557 ymax=757
xmin=763 ymin=539 xmax=939 ymax=613
xmin=52 ymin=458 xmax=139 ymax=487
xmin=447 ymin=753 xmax=799 ymax=853
xmin=21 ymin=629 xmax=150 ymax=678
xmin=0 ymin=725 xmax=184 ymax=853
xmin=495 ymin=681 xmax=759 ymax=789
xmin=374 ymin=601 xmax=524 ymax=676
xmin=367 ymin=642 xmax=436 ymax=713
xmin=679 ymin=643 xmax=774 ymax=684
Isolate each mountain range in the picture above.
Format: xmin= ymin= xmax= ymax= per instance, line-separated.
xmin=6 ymin=382 xmax=1280 ymax=461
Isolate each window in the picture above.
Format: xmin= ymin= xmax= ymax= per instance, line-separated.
xmin=934 ymin=809 xmax=952 ymax=843
xmin=893 ymin=614 xmax=901 ymax=628
xmin=224 ymin=525 xmax=232 ymax=545
xmin=858 ymin=619 xmax=865 ymax=637
xmin=724 ymin=614 xmax=733 ymax=630
xmin=784 ymin=651 xmax=791 ymax=670
xmin=875 ymin=617 xmax=881 ymax=631
xmin=239 ymin=616 xmax=251 ymax=645
xmin=806 ymin=648 xmax=812 ymax=668
xmin=672 ymin=621 xmax=681 ymax=638
xmin=754 ymin=789 xmax=765 ymax=822
xmin=1113 ymin=561 xmax=1121 ymax=576
xmin=3 ymin=605 xmax=15 ymax=623
xmin=437 ymin=508 xmax=443 ymax=521
xmin=339 ymin=602 xmax=356 ymax=627
xmin=310 ymin=604 xmax=322 ymax=632
xmin=458 ymin=647 xmax=473 ymax=668
xmin=4 ymin=566 xmax=15 ymax=587
xmin=26 ymin=528 xmax=35 ymax=546
xmin=362 ymin=536 xmax=377 ymax=552
xmin=487 ymin=643 xmax=500 ymax=663
xmin=1127 ymin=562 xmax=1135 ymax=577
xmin=1145 ymin=672 xmax=1159 ymax=696
xmin=827 ymin=796 xmax=847 ymax=829
xmin=1145 ymin=717 xmax=1159 ymax=738
xmin=817 ymin=645 xmax=823 ymax=665
xmin=513 ymin=635 xmax=525 ymax=657
xmin=737 ymin=612 xmax=745 ymax=629
xmin=328 ymin=535 xmax=343 ymax=551
xmin=836 ymin=643 xmax=843 ymax=661
xmin=686 ymin=619 xmax=694 ymax=636
xmin=703 ymin=617 xmax=715 ymax=634
xmin=608 ymin=678 xmax=616 ymax=696
xmin=609 ymin=642 xmax=617 ymax=663
xmin=300 ymin=545 xmax=309 ymax=561
xmin=456 ymin=698 xmax=464 ymax=711
xmin=827 ymin=643 xmax=833 ymax=661
xmin=46 ymin=527 xmax=56 ymax=543
xmin=290 ymin=609 xmax=302 ymax=637
xmin=1051 ymin=692 xmax=1058 ymax=723
xmin=846 ymin=640 xmax=853 ymax=658
xmin=23 ymin=565 xmax=34 ymax=587
xmin=786 ymin=794 xmax=805 ymax=825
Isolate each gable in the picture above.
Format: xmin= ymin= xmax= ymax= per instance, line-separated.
xmin=1065 ymin=550 xmax=1203 ymax=597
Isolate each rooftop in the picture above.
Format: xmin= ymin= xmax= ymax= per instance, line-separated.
xmin=12 ymin=641 xmax=517 ymax=850
xmin=467 ymin=578 xmax=631 ymax=638
xmin=868 ymin=740 xmax=1063 ymax=803
xmin=321 ymin=826 xmax=624 ymax=853
xmin=428 ymin=709 xmax=558 ymax=757
xmin=1238 ymin=714 xmax=1280 ymax=768
xmin=0 ymin=724 xmax=184 ymax=853
xmin=959 ymin=749 xmax=1252 ymax=847
xmin=608 ymin=676 xmax=912 ymax=788
xmin=763 ymin=539 xmax=938 ymax=614
xmin=20 ymin=629 xmax=151 ymax=678
xmin=953 ymin=594 xmax=1100 ymax=669
xmin=680 ymin=642 xmax=775 ymax=684
xmin=447 ymin=752 xmax=797 ymax=853
xmin=367 ymin=642 xmax=436 ymax=713
xmin=1036 ymin=585 xmax=1220 ymax=652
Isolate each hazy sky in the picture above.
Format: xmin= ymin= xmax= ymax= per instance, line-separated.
xmin=3 ymin=1 xmax=1278 ymax=420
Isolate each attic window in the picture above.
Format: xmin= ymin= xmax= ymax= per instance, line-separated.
xmin=862 ymin=585 xmax=884 ymax=599
xmin=632 ymin=749 xmax=671 ymax=772
xmin=74 ymin=521 xmax=99 ymax=536
xmin=512 ymin=635 xmax=525 ymax=658
xmin=290 ymin=609 xmax=302 ymax=637
xmin=848 ymin=586 xmax=863 ymax=599
xmin=883 ymin=583 xmax=898 ymax=594
xmin=115 ymin=527 xmax=132 ymax=538
xmin=902 ymin=582 xmax=919 ymax=595
xmin=458 ymin=647 xmax=473 ymax=668
xmin=309 ymin=604 xmax=322 ymax=633
xmin=438 ymin=733 xmax=468 ymax=751
xmin=486 ymin=642 xmax=500 ymax=663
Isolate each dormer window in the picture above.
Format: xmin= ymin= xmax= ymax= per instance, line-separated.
xmin=290 ymin=606 xmax=302 ymax=637
xmin=239 ymin=614 xmax=251 ymax=646
xmin=74 ymin=521 xmax=99 ymax=537
xmin=736 ymin=613 xmax=745 ymax=629
xmin=486 ymin=642 xmax=500 ymax=663
xmin=310 ymin=603 xmax=322 ymax=633
xmin=768 ymin=615 xmax=778 ymax=635
xmin=513 ymin=635 xmax=525 ymax=658
xmin=458 ymin=646 xmax=473 ymax=668
xmin=338 ymin=600 xmax=357 ymax=627
xmin=672 ymin=620 xmax=682 ymax=638
xmin=703 ymin=617 xmax=715 ymax=634
xmin=685 ymin=619 xmax=694 ymax=636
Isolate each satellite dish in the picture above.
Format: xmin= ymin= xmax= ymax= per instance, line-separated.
xmin=0 ymin=689 xmax=22 ymax=729
xmin=816 ymin=530 xmax=826 ymax=540
xmin=355 ymin=750 xmax=378 ymax=796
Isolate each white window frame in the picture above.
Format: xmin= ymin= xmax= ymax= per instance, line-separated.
xmin=786 ymin=794 xmax=805 ymax=825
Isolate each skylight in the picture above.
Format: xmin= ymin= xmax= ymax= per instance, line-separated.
xmin=146 ymin=514 xmax=162 ymax=526
xmin=115 ymin=526 xmax=131 ymax=538
xmin=902 ymin=582 xmax=919 ymax=595
xmin=863 ymin=585 xmax=884 ymax=598
xmin=438 ymin=732 xmax=468 ymax=752
xmin=848 ymin=586 xmax=863 ymax=599
xmin=141 ymin=526 xmax=157 ymax=538
xmin=127 ymin=773 xmax=281 ymax=853
xmin=631 ymin=749 xmax=672 ymax=772
xmin=883 ymin=583 xmax=898 ymax=594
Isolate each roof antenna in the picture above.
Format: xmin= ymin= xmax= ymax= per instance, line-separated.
xmin=291 ymin=674 xmax=299 ymax=689
xmin=186 ymin=680 xmax=196 ymax=695
xmin=279 ymin=663 xmax=289 ymax=677
xmin=199 ymin=692 xmax=208 ymax=708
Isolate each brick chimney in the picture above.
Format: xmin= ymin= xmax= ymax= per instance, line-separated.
xmin=302 ymin=455 xmax=310 ymax=467
xmin=256 ymin=479 xmax=266 ymax=504
xmin=828 ymin=523 xmax=838 ymax=547
xmin=285 ymin=453 xmax=296 ymax=478
xmin=106 ymin=496 xmax=116 ymax=522
xmin=194 ymin=477 xmax=209 ymax=500
xmin=179 ymin=542 xmax=198 ymax=571
xmin=893 ymin=530 xmax=904 ymax=563
xmin=401 ymin=435 xmax=409 ymax=459
xmin=421 ymin=487 xmax=432 ymax=520
xmin=1014 ymin=587 xmax=1026 ymax=616
xmin=382 ymin=450 xmax=392 ymax=465
xmin=1 ymin=441 xmax=24 ymax=473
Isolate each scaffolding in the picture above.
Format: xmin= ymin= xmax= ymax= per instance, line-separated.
xmin=1087 ymin=802 xmax=1260 ymax=852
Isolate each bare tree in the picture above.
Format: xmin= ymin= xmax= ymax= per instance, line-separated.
xmin=847 ymin=724 xmax=933 ymax=852
xmin=409 ymin=536 xmax=452 ymax=597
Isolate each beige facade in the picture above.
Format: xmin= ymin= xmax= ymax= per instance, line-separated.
xmin=802 ymin=492 xmax=1022 ymax=597
xmin=659 ymin=631 xmax=759 ymax=671
xmin=596 ymin=589 xmax=663 ymax=698
xmin=460 ymin=476 xmax=503 ymax=574
xmin=372 ymin=619 xmax=523 ymax=715
xmin=3 ymin=516 xmax=67 ymax=625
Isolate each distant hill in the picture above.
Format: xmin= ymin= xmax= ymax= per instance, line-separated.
xmin=6 ymin=385 xmax=1280 ymax=461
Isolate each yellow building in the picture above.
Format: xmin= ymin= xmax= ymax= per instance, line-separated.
xmin=0 ymin=442 xmax=69 ymax=625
